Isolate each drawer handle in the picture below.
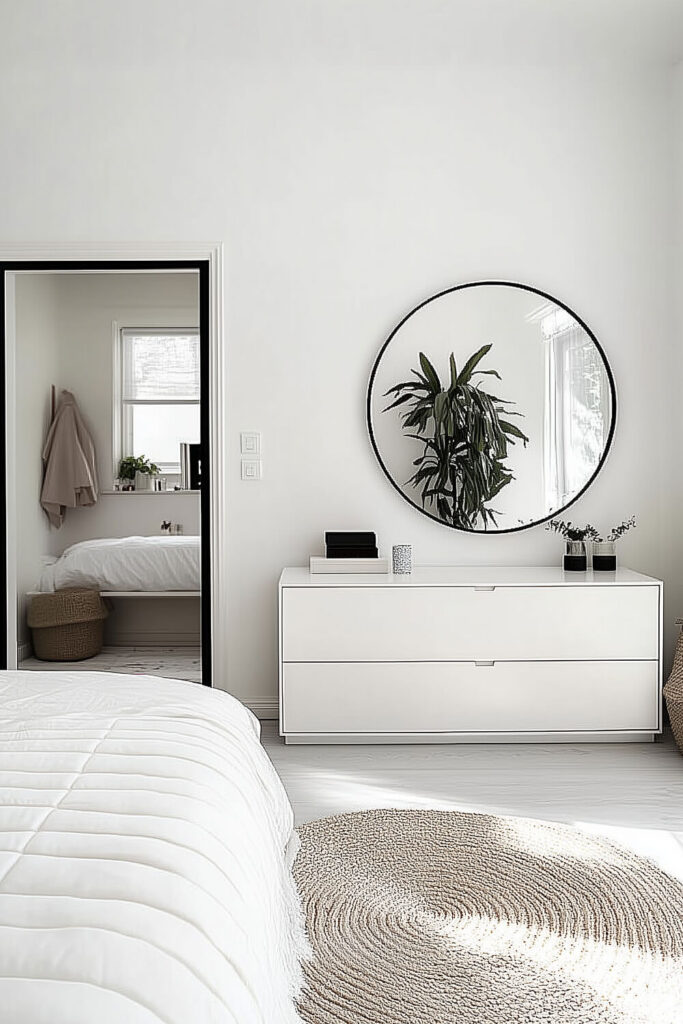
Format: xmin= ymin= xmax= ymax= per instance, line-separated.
xmin=474 ymin=661 xmax=495 ymax=667
xmin=474 ymin=586 xmax=495 ymax=592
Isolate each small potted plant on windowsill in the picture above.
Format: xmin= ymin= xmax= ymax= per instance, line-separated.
xmin=118 ymin=455 xmax=160 ymax=492
xmin=545 ymin=520 xmax=599 ymax=572
xmin=592 ymin=517 xmax=637 ymax=571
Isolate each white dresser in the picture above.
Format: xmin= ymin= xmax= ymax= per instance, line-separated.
xmin=278 ymin=566 xmax=663 ymax=744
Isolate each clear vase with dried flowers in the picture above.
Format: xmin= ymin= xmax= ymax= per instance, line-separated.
xmin=592 ymin=517 xmax=637 ymax=571
xmin=545 ymin=520 xmax=599 ymax=572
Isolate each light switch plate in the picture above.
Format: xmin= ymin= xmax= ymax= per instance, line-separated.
xmin=240 ymin=431 xmax=261 ymax=456
xmin=241 ymin=459 xmax=262 ymax=481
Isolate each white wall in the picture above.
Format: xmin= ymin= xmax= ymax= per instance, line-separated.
xmin=0 ymin=3 xmax=678 ymax=705
xmin=45 ymin=272 xmax=201 ymax=548
xmin=13 ymin=276 xmax=60 ymax=645
xmin=673 ymin=61 xmax=683 ymax=664
xmin=54 ymin=494 xmax=200 ymax=552
xmin=50 ymin=272 xmax=199 ymax=489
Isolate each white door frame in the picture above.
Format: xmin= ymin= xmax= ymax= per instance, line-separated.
xmin=1 ymin=242 xmax=226 ymax=687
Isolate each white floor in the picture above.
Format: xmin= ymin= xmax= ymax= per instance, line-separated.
xmin=20 ymin=646 xmax=202 ymax=683
xmin=261 ymin=724 xmax=683 ymax=883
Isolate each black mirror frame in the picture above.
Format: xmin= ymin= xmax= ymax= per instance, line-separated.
xmin=0 ymin=258 xmax=213 ymax=681
xmin=366 ymin=280 xmax=617 ymax=535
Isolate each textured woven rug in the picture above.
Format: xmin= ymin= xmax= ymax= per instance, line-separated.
xmin=293 ymin=809 xmax=683 ymax=1024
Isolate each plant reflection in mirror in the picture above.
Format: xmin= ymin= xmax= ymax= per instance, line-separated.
xmin=383 ymin=345 xmax=529 ymax=530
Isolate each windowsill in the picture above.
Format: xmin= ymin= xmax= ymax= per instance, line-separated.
xmin=100 ymin=489 xmax=200 ymax=495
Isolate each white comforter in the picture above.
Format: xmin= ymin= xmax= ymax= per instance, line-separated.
xmin=39 ymin=536 xmax=201 ymax=592
xmin=0 ymin=672 xmax=308 ymax=1024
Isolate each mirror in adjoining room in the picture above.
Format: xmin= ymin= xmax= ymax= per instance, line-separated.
xmin=9 ymin=269 xmax=205 ymax=682
xmin=367 ymin=282 xmax=616 ymax=533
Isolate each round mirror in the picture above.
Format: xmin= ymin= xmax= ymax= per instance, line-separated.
xmin=367 ymin=282 xmax=616 ymax=534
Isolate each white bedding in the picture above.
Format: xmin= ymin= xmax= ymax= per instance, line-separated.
xmin=0 ymin=671 xmax=308 ymax=1024
xmin=39 ymin=536 xmax=201 ymax=592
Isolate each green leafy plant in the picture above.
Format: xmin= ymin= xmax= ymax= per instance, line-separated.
xmin=545 ymin=519 xmax=599 ymax=542
xmin=594 ymin=516 xmax=637 ymax=543
xmin=383 ymin=344 xmax=529 ymax=530
xmin=118 ymin=455 xmax=159 ymax=481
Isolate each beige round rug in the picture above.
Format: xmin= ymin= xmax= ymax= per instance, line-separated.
xmin=293 ymin=809 xmax=683 ymax=1024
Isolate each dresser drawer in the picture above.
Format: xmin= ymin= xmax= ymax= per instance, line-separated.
xmin=281 ymin=585 xmax=659 ymax=662
xmin=282 ymin=661 xmax=660 ymax=734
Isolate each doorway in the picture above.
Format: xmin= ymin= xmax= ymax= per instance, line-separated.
xmin=1 ymin=257 xmax=214 ymax=686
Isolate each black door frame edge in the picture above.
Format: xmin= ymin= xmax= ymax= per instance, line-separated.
xmin=0 ymin=258 xmax=213 ymax=685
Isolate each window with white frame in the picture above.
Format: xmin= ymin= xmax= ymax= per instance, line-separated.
xmin=541 ymin=308 xmax=609 ymax=512
xmin=119 ymin=329 xmax=200 ymax=476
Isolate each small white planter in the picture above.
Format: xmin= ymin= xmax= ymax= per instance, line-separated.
xmin=134 ymin=471 xmax=155 ymax=492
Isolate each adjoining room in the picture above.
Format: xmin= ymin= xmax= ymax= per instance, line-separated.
xmin=10 ymin=269 xmax=205 ymax=683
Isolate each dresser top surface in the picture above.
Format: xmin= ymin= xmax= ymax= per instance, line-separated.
xmin=280 ymin=565 xmax=662 ymax=588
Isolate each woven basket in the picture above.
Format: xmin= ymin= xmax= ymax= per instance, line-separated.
xmin=663 ymin=627 xmax=683 ymax=755
xmin=27 ymin=589 xmax=108 ymax=662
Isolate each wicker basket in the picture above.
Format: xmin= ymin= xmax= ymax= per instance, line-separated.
xmin=27 ymin=589 xmax=108 ymax=662
xmin=663 ymin=627 xmax=683 ymax=755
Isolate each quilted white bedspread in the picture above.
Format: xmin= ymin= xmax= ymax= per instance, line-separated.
xmin=0 ymin=671 xmax=307 ymax=1024
xmin=39 ymin=536 xmax=201 ymax=592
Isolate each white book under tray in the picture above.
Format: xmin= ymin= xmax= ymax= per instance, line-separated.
xmin=309 ymin=556 xmax=390 ymax=574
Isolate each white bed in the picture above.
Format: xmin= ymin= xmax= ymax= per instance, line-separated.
xmin=38 ymin=536 xmax=201 ymax=594
xmin=0 ymin=671 xmax=308 ymax=1024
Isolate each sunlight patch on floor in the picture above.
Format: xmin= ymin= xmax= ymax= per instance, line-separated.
xmin=288 ymin=770 xmax=491 ymax=815
xmin=574 ymin=821 xmax=683 ymax=883
xmin=429 ymin=909 xmax=683 ymax=1022
xmin=501 ymin=815 xmax=626 ymax=866
xmin=286 ymin=769 xmax=683 ymax=882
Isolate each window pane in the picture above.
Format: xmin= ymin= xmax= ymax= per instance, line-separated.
xmin=131 ymin=404 xmax=200 ymax=468
xmin=123 ymin=332 xmax=199 ymax=401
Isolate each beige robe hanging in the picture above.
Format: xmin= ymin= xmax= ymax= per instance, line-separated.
xmin=41 ymin=390 xmax=98 ymax=527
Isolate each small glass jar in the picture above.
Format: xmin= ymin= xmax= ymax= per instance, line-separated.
xmin=392 ymin=544 xmax=412 ymax=574
xmin=593 ymin=540 xmax=617 ymax=572
xmin=563 ymin=540 xmax=587 ymax=572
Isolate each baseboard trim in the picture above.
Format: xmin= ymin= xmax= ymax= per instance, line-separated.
xmin=106 ymin=631 xmax=199 ymax=648
xmin=244 ymin=698 xmax=279 ymax=720
xmin=282 ymin=730 xmax=658 ymax=745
